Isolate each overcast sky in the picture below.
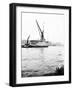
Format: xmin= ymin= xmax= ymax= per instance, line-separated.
xmin=22 ymin=12 xmax=65 ymax=44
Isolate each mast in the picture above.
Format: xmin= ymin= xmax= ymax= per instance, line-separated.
xmin=36 ymin=20 xmax=42 ymax=33
xmin=36 ymin=20 xmax=45 ymax=41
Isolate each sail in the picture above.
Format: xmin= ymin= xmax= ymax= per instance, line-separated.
xmin=26 ymin=35 xmax=30 ymax=45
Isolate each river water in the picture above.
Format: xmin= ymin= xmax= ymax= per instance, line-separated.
xmin=21 ymin=46 xmax=64 ymax=77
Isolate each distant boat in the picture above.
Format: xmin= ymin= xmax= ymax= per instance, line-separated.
xmin=22 ymin=20 xmax=50 ymax=48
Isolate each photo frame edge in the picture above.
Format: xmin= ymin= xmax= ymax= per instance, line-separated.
xmin=9 ymin=3 xmax=71 ymax=87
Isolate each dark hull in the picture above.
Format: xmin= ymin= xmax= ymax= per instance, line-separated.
xmin=22 ymin=45 xmax=48 ymax=48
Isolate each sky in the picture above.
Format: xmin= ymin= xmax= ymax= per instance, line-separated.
xmin=22 ymin=12 xmax=65 ymax=44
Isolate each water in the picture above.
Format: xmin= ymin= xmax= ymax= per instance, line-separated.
xmin=21 ymin=46 xmax=64 ymax=77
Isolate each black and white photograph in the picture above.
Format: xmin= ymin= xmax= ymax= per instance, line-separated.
xmin=21 ymin=12 xmax=64 ymax=77
xmin=10 ymin=3 xmax=71 ymax=86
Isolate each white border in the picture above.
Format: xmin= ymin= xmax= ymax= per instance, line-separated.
xmin=16 ymin=6 xmax=69 ymax=84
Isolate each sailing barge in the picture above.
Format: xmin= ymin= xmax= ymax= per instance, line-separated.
xmin=22 ymin=20 xmax=50 ymax=48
